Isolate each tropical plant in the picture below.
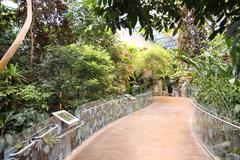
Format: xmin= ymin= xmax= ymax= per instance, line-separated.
xmin=40 ymin=44 xmax=115 ymax=103
xmin=72 ymin=45 xmax=115 ymax=98
xmin=0 ymin=66 xmax=50 ymax=154
xmin=179 ymin=38 xmax=240 ymax=120
xmin=133 ymin=45 xmax=187 ymax=80
xmin=129 ymin=45 xmax=188 ymax=95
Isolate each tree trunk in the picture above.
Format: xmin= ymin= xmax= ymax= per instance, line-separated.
xmin=0 ymin=0 xmax=32 ymax=72
xmin=29 ymin=15 xmax=35 ymax=80
xmin=177 ymin=5 xmax=206 ymax=57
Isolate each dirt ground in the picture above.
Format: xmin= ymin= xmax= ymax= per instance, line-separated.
xmin=68 ymin=96 xmax=212 ymax=160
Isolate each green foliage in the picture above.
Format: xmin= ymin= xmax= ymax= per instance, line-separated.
xmin=92 ymin=0 xmax=182 ymax=39
xmin=225 ymin=25 xmax=240 ymax=77
xmin=92 ymin=0 xmax=240 ymax=43
xmin=19 ymin=85 xmax=50 ymax=109
xmin=0 ymin=2 xmax=16 ymax=32
xmin=105 ymin=43 xmax=133 ymax=94
xmin=41 ymin=44 xmax=115 ymax=101
xmin=0 ymin=65 xmax=50 ymax=110
xmin=91 ymin=0 xmax=240 ymax=64
xmin=184 ymin=1 xmax=240 ymax=42
xmin=66 ymin=0 xmax=115 ymax=47
xmin=128 ymin=72 xmax=154 ymax=95
xmin=192 ymin=76 xmax=240 ymax=118
xmin=133 ymin=45 xmax=188 ymax=80
xmin=180 ymin=37 xmax=240 ymax=121
xmin=0 ymin=108 xmax=48 ymax=148
xmin=202 ymin=34 xmax=230 ymax=56
xmin=0 ymin=66 xmax=49 ymax=147
xmin=40 ymin=44 xmax=78 ymax=85
xmin=134 ymin=46 xmax=169 ymax=79
xmin=128 ymin=45 xmax=188 ymax=95
xmin=180 ymin=53 xmax=230 ymax=78
xmin=0 ymin=2 xmax=17 ymax=57
xmin=0 ymin=0 xmax=135 ymax=146
xmin=67 ymin=0 xmax=134 ymax=94
xmin=72 ymin=44 xmax=115 ymax=99
xmin=15 ymin=0 xmax=75 ymax=70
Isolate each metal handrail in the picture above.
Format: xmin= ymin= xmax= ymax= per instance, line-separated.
xmin=9 ymin=141 xmax=36 ymax=158
xmin=190 ymin=98 xmax=240 ymax=130
xmin=80 ymin=98 xmax=128 ymax=113
xmin=56 ymin=122 xmax=84 ymax=139
xmin=191 ymin=97 xmax=240 ymax=124
xmin=6 ymin=92 xmax=153 ymax=160
xmin=8 ymin=124 xmax=59 ymax=158
xmin=31 ymin=124 xmax=57 ymax=138
xmin=80 ymin=92 xmax=153 ymax=113
xmin=32 ymin=124 xmax=59 ymax=140
xmin=194 ymin=100 xmax=240 ymax=126
xmin=192 ymin=130 xmax=220 ymax=160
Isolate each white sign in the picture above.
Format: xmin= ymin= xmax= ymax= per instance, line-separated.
xmin=52 ymin=110 xmax=79 ymax=125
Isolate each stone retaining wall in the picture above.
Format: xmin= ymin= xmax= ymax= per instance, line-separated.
xmin=4 ymin=92 xmax=153 ymax=160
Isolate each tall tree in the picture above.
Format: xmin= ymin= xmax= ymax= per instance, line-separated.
xmin=17 ymin=0 xmax=75 ymax=79
xmin=67 ymin=0 xmax=115 ymax=47
xmin=178 ymin=6 xmax=206 ymax=57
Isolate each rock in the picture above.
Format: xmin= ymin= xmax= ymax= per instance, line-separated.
xmin=226 ymin=153 xmax=240 ymax=160
xmin=234 ymin=104 xmax=240 ymax=114
xmin=214 ymin=141 xmax=231 ymax=157
xmin=5 ymin=134 xmax=13 ymax=146
xmin=0 ymin=136 xmax=5 ymax=153
xmin=232 ymin=134 xmax=240 ymax=147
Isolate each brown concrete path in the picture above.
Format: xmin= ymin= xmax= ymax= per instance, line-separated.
xmin=68 ymin=96 xmax=212 ymax=160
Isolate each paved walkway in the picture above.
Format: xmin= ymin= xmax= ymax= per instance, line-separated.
xmin=69 ymin=96 xmax=211 ymax=160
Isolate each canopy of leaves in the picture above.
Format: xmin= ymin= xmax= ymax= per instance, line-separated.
xmin=91 ymin=0 xmax=240 ymax=42
xmin=92 ymin=0 xmax=182 ymax=39
xmin=16 ymin=0 xmax=75 ymax=64
xmin=67 ymin=0 xmax=114 ymax=46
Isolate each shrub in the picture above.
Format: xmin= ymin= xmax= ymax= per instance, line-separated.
xmin=41 ymin=44 xmax=115 ymax=102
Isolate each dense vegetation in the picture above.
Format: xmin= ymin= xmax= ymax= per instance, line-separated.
xmin=1 ymin=0 xmax=240 ymax=156
xmin=0 ymin=1 xmax=185 ymax=150
xmin=90 ymin=0 xmax=240 ymax=123
xmin=181 ymin=35 xmax=240 ymax=121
